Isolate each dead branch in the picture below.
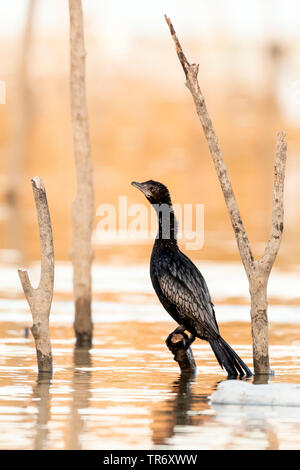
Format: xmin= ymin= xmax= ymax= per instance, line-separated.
xmin=69 ymin=0 xmax=94 ymax=347
xmin=260 ymin=131 xmax=287 ymax=274
xmin=18 ymin=177 xmax=54 ymax=373
xmin=166 ymin=332 xmax=197 ymax=374
xmin=165 ymin=15 xmax=287 ymax=375
xmin=165 ymin=15 xmax=254 ymax=275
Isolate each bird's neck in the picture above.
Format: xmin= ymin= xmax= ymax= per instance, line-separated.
xmin=153 ymin=202 xmax=178 ymax=245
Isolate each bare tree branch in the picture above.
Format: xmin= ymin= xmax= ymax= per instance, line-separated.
xmin=18 ymin=177 xmax=54 ymax=373
xmin=165 ymin=15 xmax=288 ymax=375
xmin=260 ymin=131 xmax=287 ymax=274
xmin=69 ymin=0 xmax=94 ymax=347
xmin=165 ymin=15 xmax=254 ymax=276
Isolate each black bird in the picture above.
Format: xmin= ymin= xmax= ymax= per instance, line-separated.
xmin=131 ymin=180 xmax=253 ymax=378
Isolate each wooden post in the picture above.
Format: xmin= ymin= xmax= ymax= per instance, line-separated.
xmin=165 ymin=16 xmax=287 ymax=375
xmin=69 ymin=0 xmax=94 ymax=347
xmin=18 ymin=177 xmax=54 ymax=373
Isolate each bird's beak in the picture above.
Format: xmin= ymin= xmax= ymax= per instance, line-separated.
xmin=131 ymin=181 xmax=146 ymax=194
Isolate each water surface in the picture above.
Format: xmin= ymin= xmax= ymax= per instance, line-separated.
xmin=0 ymin=262 xmax=300 ymax=450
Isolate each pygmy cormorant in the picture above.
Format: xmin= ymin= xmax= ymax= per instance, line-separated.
xmin=131 ymin=180 xmax=252 ymax=378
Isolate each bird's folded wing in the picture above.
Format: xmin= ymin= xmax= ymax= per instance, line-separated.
xmin=157 ymin=256 xmax=219 ymax=337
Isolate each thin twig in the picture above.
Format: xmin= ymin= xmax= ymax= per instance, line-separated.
xmin=260 ymin=131 xmax=287 ymax=273
xmin=165 ymin=15 xmax=254 ymax=276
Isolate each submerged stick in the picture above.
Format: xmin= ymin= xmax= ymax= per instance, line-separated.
xmin=166 ymin=332 xmax=197 ymax=374
xmin=18 ymin=177 xmax=54 ymax=373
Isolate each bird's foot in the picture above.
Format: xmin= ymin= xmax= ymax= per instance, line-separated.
xmin=165 ymin=325 xmax=186 ymax=348
xmin=173 ymin=325 xmax=186 ymax=335
xmin=165 ymin=331 xmax=174 ymax=347
xmin=166 ymin=330 xmax=195 ymax=351
xmin=184 ymin=334 xmax=196 ymax=350
xmin=227 ymin=373 xmax=238 ymax=380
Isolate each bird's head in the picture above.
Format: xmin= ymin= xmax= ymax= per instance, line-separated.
xmin=131 ymin=180 xmax=172 ymax=205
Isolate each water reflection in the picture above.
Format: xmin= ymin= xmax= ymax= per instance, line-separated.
xmin=32 ymin=372 xmax=52 ymax=450
xmin=151 ymin=371 xmax=218 ymax=446
xmin=66 ymin=346 xmax=92 ymax=450
xmin=1 ymin=313 xmax=300 ymax=449
xmin=210 ymin=403 xmax=283 ymax=450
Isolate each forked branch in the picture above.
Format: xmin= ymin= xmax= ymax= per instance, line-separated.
xmin=18 ymin=177 xmax=54 ymax=373
xmin=260 ymin=131 xmax=287 ymax=274
xmin=165 ymin=15 xmax=287 ymax=375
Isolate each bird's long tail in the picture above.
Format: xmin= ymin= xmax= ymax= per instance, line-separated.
xmin=209 ymin=336 xmax=253 ymax=378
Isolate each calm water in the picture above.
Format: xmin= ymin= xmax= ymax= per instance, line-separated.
xmin=0 ymin=262 xmax=300 ymax=450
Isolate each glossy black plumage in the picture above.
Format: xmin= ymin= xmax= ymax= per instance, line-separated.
xmin=131 ymin=180 xmax=253 ymax=378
